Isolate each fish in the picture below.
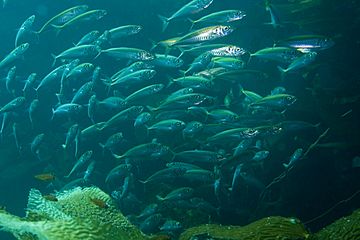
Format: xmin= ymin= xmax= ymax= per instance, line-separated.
xmin=265 ymin=0 xmax=282 ymax=28
xmin=0 ymin=43 xmax=29 ymax=70
xmin=66 ymin=150 xmax=93 ymax=178
xmin=283 ymin=148 xmax=303 ymax=168
xmin=210 ymin=57 xmax=245 ymax=70
xmin=250 ymin=94 xmax=297 ymax=110
xmin=173 ymin=150 xmax=226 ymax=164
xmin=5 ymin=66 xmax=17 ymax=96
xmin=134 ymin=112 xmax=152 ymax=127
xmin=109 ymin=69 xmax=156 ymax=88
xmin=156 ymin=187 xmax=194 ymax=201
xmin=167 ymin=25 xmax=234 ymax=47
xmin=152 ymin=93 xmax=215 ymax=111
xmin=124 ymin=84 xmax=165 ymax=105
xmin=189 ymin=9 xmax=246 ymax=30
xmin=277 ymin=51 xmax=317 ymax=73
xmin=114 ymin=142 xmax=172 ymax=162
xmin=37 ymin=5 xmax=89 ymax=33
xmin=208 ymin=45 xmax=247 ymax=57
xmin=51 ymin=9 xmax=107 ymax=31
xmin=184 ymin=52 xmax=213 ymax=75
xmin=108 ymin=25 xmax=142 ymax=41
xmin=101 ymin=47 xmax=154 ymax=61
xmin=250 ymin=47 xmax=303 ymax=64
xmin=34 ymin=173 xmax=56 ymax=181
xmin=71 ymin=81 xmax=94 ymax=104
xmin=147 ymin=119 xmax=186 ymax=135
xmin=148 ymin=54 xmax=184 ymax=69
xmin=99 ymin=105 xmax=144 ymax=131
xmin=105 ymin=164 xmax=132 ymax=183
xmin=158 ymin=0 xmax=214 ymax=31
xmin=0 ymin=97 xmax=26 ymax=114
xmin=15 ymin=15 xmax=36 ymax=47
xmin=52 ymin=44 xmax=101 ymax=67
xmin=278 ymin=35 xmax=335 ymax=52
xmin=75 ymin=30 xmax=101 ymax=46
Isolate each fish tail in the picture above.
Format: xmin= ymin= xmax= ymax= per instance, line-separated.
xmin=277 ymin=66 xmax=287 ymax=81
xmin=51 ymin=54 xmax=57 ymax=67
xmin=149 ymin=39 xmax=158 ymax=52
xmin=187 ymin=18 xmax=195 ymax=31
xmin=155 ymin=195 xmax=164 ymax=201
xmin=158 ymin=15 xmax=170 ymax=32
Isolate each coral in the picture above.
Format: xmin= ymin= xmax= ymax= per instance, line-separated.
xmin=179 ymin=216 xmax=310 ymax=240
xmin=0 ymin=187 xmax=149 ymax=240
xmin=311 ymin=208 xmax=360 ymax=240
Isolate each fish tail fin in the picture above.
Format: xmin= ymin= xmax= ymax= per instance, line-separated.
xmin=51 ymin=54 xmax=57 ymax=67
xmin=155 ymin=195 xmax=164 ymax=201
xmin=177 ymin=47 xmax=186 ymax=59
xmin=149 ymin=39 xmax=158 ymax=52
xmin=158 ymin=15 xmax=170 ymax=32
xmin=187 ymin=18 xmax=195 ymax=31
xmin=277 ymin=66 xmax=287 ymax=80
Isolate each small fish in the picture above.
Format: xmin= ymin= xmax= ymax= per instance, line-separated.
xmin=140 ymin=213 xmax=163 ymax=234
xmin=99 ymin=132 xmax=126 ymax=155
xmin=125 ymin=84 xmax=164 ymax=105
xmin=110 ymin=69 xmax=156 ymax=87
xmin=51 ymin=9 xmax=107 ymax=30
xmin=15 ymin=15 xmax=36 ymax=47
xmin=210 ymin=57 xmax=245 ymax=70
xmin=42 ymin=194 xmax=58 ymax=202
xmin=174 ymin=150 xmax=226 ymax=164
xmin=101 ymin=47 xmax=154 ymax=61
xmin=71 ymin=81 xmax=94 ymax=104
xmin=5 ymin=66 xmax=17 ymax=96
xmin=166 ymin=87 xmax=194 ymax=101
xmin=67 ymin=62 xmax=94 ymax=80
xmin=252 ymin=150 xmax=270 ymax=162
xmin=189 ymin=9 xmax=246 ymax=29
xmin=22 ymin=73 xmax=37 ymax=98
xmin=160 ymin=219 xmax=183 ymax=232
xmin=134 ymin=112 xmax=152 ymax=127
xmin=66 ymin=150 xmax=93 ymax=178
xmin=168 ymin=25 xmax=234 ymax=47
xmin=52 ymin=103 xmax=83 ymax=120
xmin=147 ymin=119 xmax=186 ymax=135
xmin=182 ymin=121 xmax=204 ymax=139
xmin=158 ymin=0 xmax=214 ymax=31
xmin=0 ymin=43 xmax=29 ymax=70
xmin=108 ymin=25 xmax=142 ymax=41
xmin=153 ymin=93 xmax=215 ymax=111
xmin=250 ymin=47 xmax=302 ymax=64
xmin=34 ymin=173 xmax=56 ymax=181
xmin=278 ymin=52 xmax=317 ymax=73
xmin=184 ymin=52 xmax=213 ymax=75
xmin=157 ymin=187 xmax=194 ymax=201
xmin=278 ymin=35 xmax=335 ymax=52
xmin=83 ymin=160 xmax=96 ymax=182
xmin=99 ymin=105 xmax=144 ymax=131
xmin=209 ymin=45 xmax=247 ymax=57
xmin=148 ymin=54 xmax=184 ymax=69
xmin=265 ymin=1 xmax=281 ymax=28
xmin=111 ymin=61 xmax=153 ymax=80
xmin=171 ymin=76 xmax=215 ymax=92
xmin=105 ymin=164 xmax=132 ymax=183
xmin=114 ymin=142 xmax=172 ymax=162
xmin=37 ymin=5 xmax=89 ymax=33
xmin=178 ymin=43 xmax=228 ymax=58
xmin=62 ymin=123 xmax=80 ymax=150
xmin=0 ymin=97 xmax=26 ymax=114
xmin=233 ymin=139 xmax=253 ymax=157
xmin=90 ymin=198 xmax=109 ymax=209
xmin=250 ymin=94 xmax=297 ymax=110
xmin=283 ymin=148 xmax=303 ymax=168
xmin=75 ymin=30 xmax=100 ymax=46
xmin=30 ymin=133 xmax=45 ymax=157
xmin=52 ymin=45 xmax=101 ymax=67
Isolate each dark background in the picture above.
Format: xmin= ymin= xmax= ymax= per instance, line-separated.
xmin=0 ymin=0 xmax=360 ymax=239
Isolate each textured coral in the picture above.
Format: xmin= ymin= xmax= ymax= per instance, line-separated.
xmin=311 ymin=209 xmax=360 ymax=240
xmin=0 ymin=187 xmax=149 ymax=240
xmin=179 ymin=216 xmax=310 ymax=240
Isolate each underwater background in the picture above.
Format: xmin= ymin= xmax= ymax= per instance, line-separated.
xmin=0 ymin=0 xmax=360 ymax=239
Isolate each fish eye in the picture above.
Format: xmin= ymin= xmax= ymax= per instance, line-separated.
xmin=224 ymin=26 xmax=229 ymax=31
